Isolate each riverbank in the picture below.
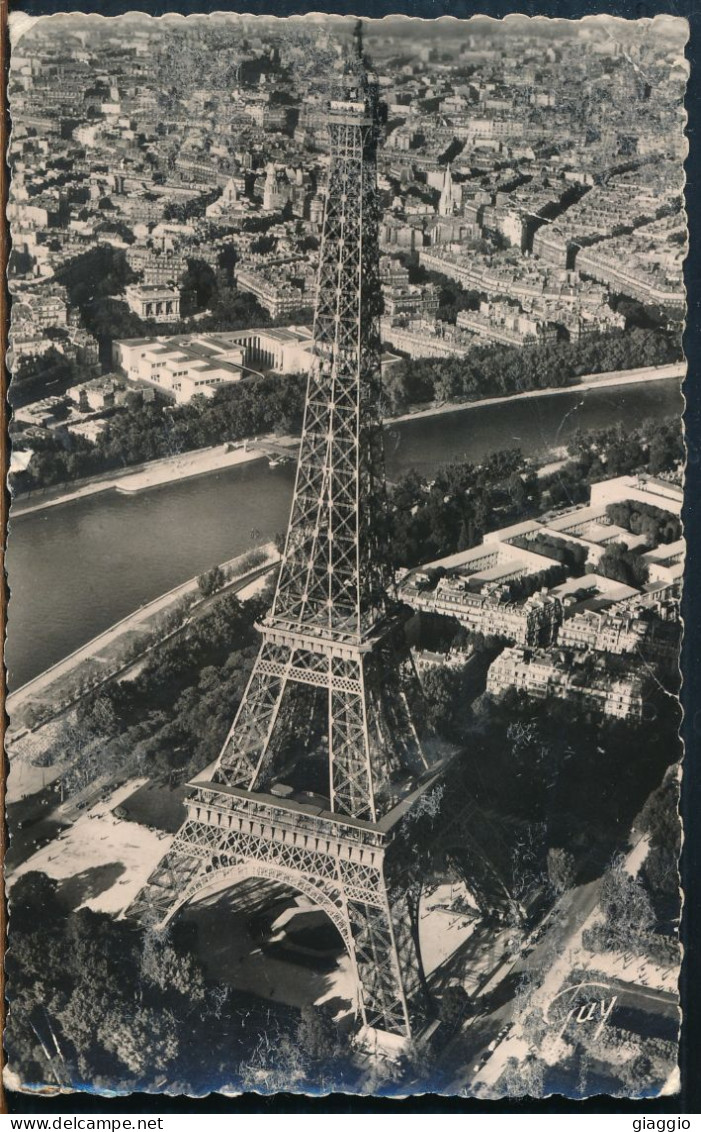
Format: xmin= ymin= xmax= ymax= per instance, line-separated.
xmin=114 ymin=436 xmax=298 ymax=495
xmin=11 ymin=363 xmax=684 ymax=520
xmin=11 ymin=436 xmax=298 ymax=519
xmin=6 ymin=541 xmax=280 ymax=775
xmin=7 ymin=374 xmax=683 ymax=695
xmin=390 ymin=362 xmax=686 ymax=426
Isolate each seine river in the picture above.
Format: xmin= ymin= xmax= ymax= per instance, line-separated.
xmin=6 ymin=378 xmax=682 ymax=691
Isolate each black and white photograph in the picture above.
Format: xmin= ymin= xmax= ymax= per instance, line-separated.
xmin=3 ymin=10 xmax=689 ymax=1100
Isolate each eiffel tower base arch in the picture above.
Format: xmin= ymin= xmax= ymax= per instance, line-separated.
xmin=129 ymin=780 xmax=433 ymax=1041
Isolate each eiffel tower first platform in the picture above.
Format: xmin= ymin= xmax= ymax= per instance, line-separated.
xmin=129 ymin=26 xmax=447 ymax=1043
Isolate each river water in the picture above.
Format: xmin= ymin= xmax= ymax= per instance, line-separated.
xmin=6 ymin=379 xmax=683 ymax=691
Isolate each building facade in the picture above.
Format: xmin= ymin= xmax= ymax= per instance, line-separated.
xmin=113 ymin=333 xmax=246 ymax=402
xmin=405 ymin=579 xmax=563 ymax=647
xmin=125 ymin=283 xmax=181 ymax=323
xmin=486 ymin=646 xmax=644 ymax=721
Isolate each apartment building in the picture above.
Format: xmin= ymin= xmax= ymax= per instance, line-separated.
xmin=486 ymin=646 xmax=644 ymax=721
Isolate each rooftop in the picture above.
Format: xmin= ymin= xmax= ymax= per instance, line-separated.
xmin=641 ymin=539 xmax=685 ymax=563
xmin=126 ymin=282 xmax=180 ymax=295
xmin=550 ymin=572 xmax=640 ymax=607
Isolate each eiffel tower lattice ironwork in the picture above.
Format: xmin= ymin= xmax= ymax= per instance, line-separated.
xmin=129 ymin=25 xmax=440 ymax=1041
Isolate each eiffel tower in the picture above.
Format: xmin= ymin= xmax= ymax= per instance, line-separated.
xmin=129 ymin=24 xmax=445 ymax=1043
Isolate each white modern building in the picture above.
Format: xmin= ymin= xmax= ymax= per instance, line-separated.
xmin=217 ymin=326 xmax=315 ymax=374
xmin=113 ymin=334 xmax=246 ymax=403
xmin=589 ymin=474 xmax=683 ymax=517
xmin=113 ymin=325 xmax=316 ymax=404
xmin=640 ymin=540 xmax=685 ymax=586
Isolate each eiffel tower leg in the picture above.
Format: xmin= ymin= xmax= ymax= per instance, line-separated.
xmin=329 ymin=656 xmax=376 ymax=821
xmin=215 ymin=639 xmax=293 ymax=788
xmin=344 ymin=878 xmax=427 ymax=1040
xmin=128 ymin=818 xmax=211 ymax=926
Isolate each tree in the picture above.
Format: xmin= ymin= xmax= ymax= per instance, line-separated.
xmin=141 ymin=931 xmax=207 ymax=1004
xmin=180 ymin=258 xmax=218 ymax=316
xmin=7 ymin=870 xmax=270 ymax=1093
xmin=99 ymin=1006 xmax=180 ymax=1079
xmin=387 ymin=327 xmax=681 ymax=416
xmin=637 ymin=771 xmax=681 ymax=853
xmin=547 ymin=847 xmax=576 ymax=895
xmin=299 ymin=235 xmax=319 ymax=252
xmin=605 ymin=501 xmax=681 ymax=546
xmin=420 ymin=666 xmax=460 ymax=731
xmin=499 ymin=1052 xmax=545 ymax=1098
xmin=596 ymin=543 xmax=649 ymax=588
xmin=238 ymin=1024 xmax=308 ymax=1093
xmin=296 ymin=1005 xmax=337 ymax=1063
xmin=637 ymin=771 xmax=682 ymax=918
xmin=163 ymin=189 xmax=219 ymax=223
xmin=250 ymin=235 xmax=277 ymax=256
xmin=59 ymin=245 xmax=137 ymax=308
xmin=439 ymin=984 xmax=470 ymax=1029
xmin=507 ymin=471 xmax=528 ymax=511
xmin=197 ymin=565 xmax=226 ymax=598
xmin=456 ymin=519 xmax=473 ymax=551
xmin=598 ymin=856 xmax=656 ymax=951
xmin=217 ymin=243 xmax=238 ymax=283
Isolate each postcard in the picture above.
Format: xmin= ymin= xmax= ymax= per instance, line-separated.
xmin=4 ymin=11 xmax=688 ymax=1099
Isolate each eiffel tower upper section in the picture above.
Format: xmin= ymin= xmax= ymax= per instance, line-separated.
xmin=267 ymin=23 xmax=390 ymax=646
